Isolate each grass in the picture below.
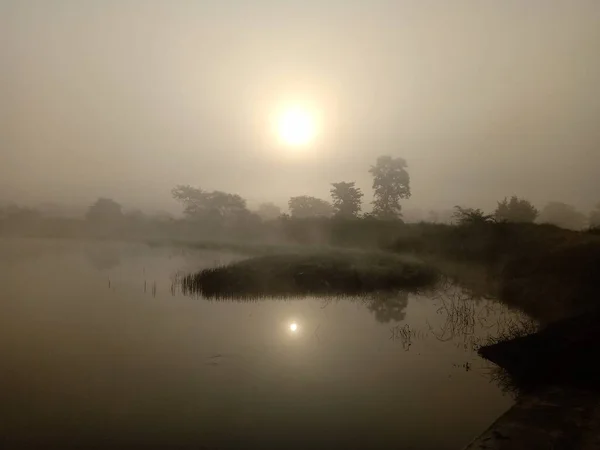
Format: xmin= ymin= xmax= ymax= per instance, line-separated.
xmin=181 ymin=250 xmax=438 ymax=298
xmin=499 ymin=241 xmax=600 ymax=323
xmin=385 ymin=222 xmax=600 ymax=324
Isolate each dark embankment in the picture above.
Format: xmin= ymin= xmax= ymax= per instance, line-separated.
xmin=389 ymin=222 xmax=593 ymax=266
xmin=500 ymin=241 xmax=600 ymax=323
xmin=388 ymin=222 xmax=600 ymax=324
xmin=182 ymin=251 xmax=438 ymax=298
xmin=478 ymin=310 xmax=600 ymax=390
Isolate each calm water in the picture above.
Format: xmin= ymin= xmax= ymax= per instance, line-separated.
xmin=0 ymin=239 xmax=521 ymax=450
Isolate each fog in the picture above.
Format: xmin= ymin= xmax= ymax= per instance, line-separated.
xmin=2 ymin=1 xmax=600 ymax=213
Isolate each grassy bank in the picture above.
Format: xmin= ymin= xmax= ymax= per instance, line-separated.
xmin=499 ymin=240 xmax=600 ymax=323
xmin=385 ymin=222 xmax=600 ymax=324
xmin=182 ymin=250 xmax=438 ymax=298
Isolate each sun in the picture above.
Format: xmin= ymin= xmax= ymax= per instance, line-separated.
xmin=277 ymin=107 xmax=317 ymax=146
xmin=289 ymin=322 xmax=298 ymax=332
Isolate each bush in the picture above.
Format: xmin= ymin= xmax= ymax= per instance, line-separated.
xmin=452 ymin=206 xmax=495 ymax=226
xmin=494 ymin=196 xmax=538 ymax=223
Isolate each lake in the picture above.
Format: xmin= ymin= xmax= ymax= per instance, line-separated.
xmin=0 ymin=239 xmax=522 ymax=450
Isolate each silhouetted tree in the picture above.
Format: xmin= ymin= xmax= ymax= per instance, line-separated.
xmin=0 ymin=204 xmax=42 ymax=234
xmin=369 ymin=155 xmax=411 ymax=219
xmin=330 ymin=182 xmax=363 ymax=218
xmin=0 ymin=204 xmax=41 ymax=221
xmin=452 ymin=206 xmax=494 ymax=225
xmin=171 ymin=185 xmax=248 ymax=222
xmin=171 ymin=185 xmax=205 ymax=216
xmin=589 ymin=203 xmax=600 ymax=229
xmin=538 ymin=202 xmax=587 ymax=230
xmin=494 ymin=196 xmax=538 ymax=223
xmin=85 ymin=198 xmax=124 ymax=223
xmin=256 ymin=202 xmax=282 ymax=221
xmin=288 ymin=196 xmax=333 ymax=218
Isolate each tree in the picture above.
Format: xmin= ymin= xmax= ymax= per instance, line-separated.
xmin=85 ymin=198 xmax=124 ymax=223
xmin=538 ymin=202 xmax=587 ymax=230
xmin=203 ymin=191 xmax=248 ymax=219
xmin=452 ymin=206 xmax=494 ymax=225
xmin=256 ymin=202 xmax=282 ymax=221
xmin=369 ymin=155 xmax=411 ymax=219
xmin=366 ymin=292 xmax=409 ymax=323
xmin=288 ymin=196 xmax=333 ymax=218
xmin=171 ymin=185 xmax=206 ymax=217
xmin=494 ymin=196 xmax=538 ymax=223
xmin=0 ymin=204 xmax=42 ymax=234
xmin=171 ymin=185 xmax=248 ymax=222
xmin=589 ymin=203 xmax=600 ymax=229
xmin=330 ymin=182 xmax=363 ymax=218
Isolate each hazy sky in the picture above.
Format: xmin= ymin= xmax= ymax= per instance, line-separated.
xmin=2 ymin=1 xmax=600 ymax=214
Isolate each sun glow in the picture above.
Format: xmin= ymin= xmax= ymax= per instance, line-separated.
xmin=289 ymin=322 xmax=298 ymax=332
xmin=276 ymin=107 xmax=317 ymax=147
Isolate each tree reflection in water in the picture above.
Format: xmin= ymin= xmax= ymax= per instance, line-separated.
xmin=364 ymin=291 xmax=409 ymax=323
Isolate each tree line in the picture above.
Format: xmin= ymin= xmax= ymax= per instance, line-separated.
xmin=172 ymin=155 xmax=411 ymax=222
xmin=166 ymin=153 xmax=599 ymax=231
xmin=2 ymin=153 xmax=599 ymax=233
xmin=74 ymin=192 xmax=600 ymax=232
xmin=452 ymin=197 xmax=595 ymax=230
